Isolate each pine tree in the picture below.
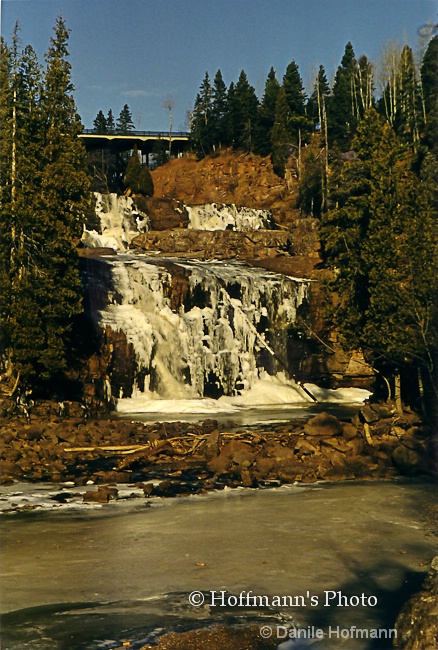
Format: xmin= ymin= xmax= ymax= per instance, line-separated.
xmin=0 ymin=38 xmax=14 ymax=364
xmin=421 ymin=35 xmax=438 ymax=155
xmin=283 ymin=60 xmax=306 ymax=116
xmin=328 ymin=41 xmax=358 ymax=149
xmin=106 ymin=108 xmax=116 ymax=133
xmin=116 ymin=103 xmax=135 ymax=133
xmin=255 ymin=67 xmax=280 ymax=156
xmin=190 ymin=71 xmax=214 ymax=157
xmin=29 ymin=17 xmax=90 ymax=384
xmin=271 ymin=86 xmax=291 ymax=177
xmin=124 ymin=145 xmax=141 ymax=191
xmin=230 ymin=69 xmax=259 ymax=152
xmin=394 ymin=45 xmax=422 ymax=149
xmin=297 ymin=137 xmax=325 ymax=217
xmin=138 ymin=165 xmax=154 ymax=197
xmin=93 ymin=109 xmax=108 ymax=133
xmin=210 ymin=69 xmax=229 ymax=149
xmin=321 ymin=108 xmax=437 ymax=401
xmin=421 ymin=35 xmax=438 ymax=116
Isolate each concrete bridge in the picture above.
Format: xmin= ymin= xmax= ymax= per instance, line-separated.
xmin=79 ymin=129 xmax=190 ymax=159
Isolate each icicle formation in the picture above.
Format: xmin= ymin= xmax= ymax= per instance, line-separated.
xmin=82 ymin=192 xmax=149 ymax=251
xmin=95 ymin=255 xmax=309 ymax=400
xmin=185 ymin=203 xmax=274 ymax=231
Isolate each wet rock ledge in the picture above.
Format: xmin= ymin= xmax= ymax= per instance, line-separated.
xmin=0 ymin=400 xmax=435 ymax=498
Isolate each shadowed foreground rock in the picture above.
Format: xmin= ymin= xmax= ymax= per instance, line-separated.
xmin=138 ymin=625 xmax=277 ymax=650
xmin=394 ymin=556 xmax=438 ymax=649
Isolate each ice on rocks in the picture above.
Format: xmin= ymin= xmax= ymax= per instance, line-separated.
xmin=95 ymin=255 xmax=311 ymax=407
xmin=82 ymin=192 xmax=149 ymax=251
xmin=185 ymin=203 xmax=274 ymax=231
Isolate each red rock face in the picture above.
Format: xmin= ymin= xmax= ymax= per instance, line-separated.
xmin=150 ymin=150 xmax=293 ymax=214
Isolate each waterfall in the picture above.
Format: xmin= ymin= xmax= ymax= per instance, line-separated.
xmin=82 ymin=195 xmax=372 ymax=412
xmin=185 ymin=203 xmax=274 ymax=231
xmin=81 ymin=192 xmax=149 ymax=251
xmin=90 ymin=254 xmax=311 ymax=407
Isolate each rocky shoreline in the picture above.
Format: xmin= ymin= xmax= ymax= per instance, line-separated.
xmin=1 ymin=399 xmax=437 ymax=649
xmin=0 ymin=400 xmax=435 ymax=506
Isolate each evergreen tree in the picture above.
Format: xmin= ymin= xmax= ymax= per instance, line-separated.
xmin=297 ymin=137 xmax=325 ymax=217
xmin=34 ymin=17 xmax=90 ymax=383
xmin=321 ymin=108 xmax=437 ymax=401
xmin=116 ymin=103 xmax=135 ymax=133
xmin=190 ymin=71 xmax=214 ymax=157
xmin=224 ymin=81 xmax=237 ymax=148
xmin=421 ymin=35 xmax=438 ymax=116
xmin=270 ymin=85 xmax=291 ymax=177
xmin=138 ymin=165 xmax=154 ymax=197
xmin=0 ymin=38 xmax=12 ymax=206
xmin=283 ymin=59 xmax=306 ymax=116
xmin=123 ymin=145 xmax=154 ymax=196
xmin=328 ymin=41 xmax=358 ymax=149
xmin=421 ymin=35 xmax=438 ymax=155
xmin=210 ymin=69 xmax=229 ymax=149
xmin=1 ymin=17 xmax=90 ymax=386
xmin=106 ymin=108 xmax=116 ymax=133
xmin=124 ymin=145 xmax=141 ymax=191
xmin=255 ymin=67 xmax=280 ymax=156
xmin=230 ymin=69 xmax=259 ymax=152
xmin=394 ymin=45 xmax=422 ymax=148
xmin=93 ymin=109 xmax=108 ymax=133
xmin=282 ymin=59 xmax=311 ymax=146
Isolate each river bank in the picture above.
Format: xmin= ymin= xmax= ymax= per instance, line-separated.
xmin=0 ymin=399 xmax=435 ymax=509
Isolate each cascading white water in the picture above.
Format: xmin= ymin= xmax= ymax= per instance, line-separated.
xmin=81 ymin=192 xmax=149 ymax=251
xmin=185 ymin=203 xmax=274 ymax=231
xmin=95 ymin=255 xmax=310 ymax=406
xmin=84 ymin=195 xmax=370 ymax=412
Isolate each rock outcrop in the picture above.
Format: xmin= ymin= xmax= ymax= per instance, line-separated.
xmin=131 ymin=229 xmax=294 ymax=259
xmin=394 ymin=557 xmax=438 ymax=649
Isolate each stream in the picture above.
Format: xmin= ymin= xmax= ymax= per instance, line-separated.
xmin=1 ymin=480 xmax=436 ymax=649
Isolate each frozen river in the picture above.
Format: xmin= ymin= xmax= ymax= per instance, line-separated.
xmin=0 ymin=480 xmax=436 ymax=649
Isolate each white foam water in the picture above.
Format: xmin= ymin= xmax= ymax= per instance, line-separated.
xmin=82 ymin=192 xmax=149 ymax=251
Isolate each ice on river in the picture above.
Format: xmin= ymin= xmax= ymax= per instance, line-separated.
xmin=115 ymin=371 xmax=371 ymax=414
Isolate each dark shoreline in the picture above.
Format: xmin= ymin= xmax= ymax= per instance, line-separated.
xmin=0 ymin=399 xmax=434 ymax=503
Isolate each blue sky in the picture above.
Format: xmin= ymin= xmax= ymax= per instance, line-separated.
xmin=1 ymin=0 xmax=437 ymax=131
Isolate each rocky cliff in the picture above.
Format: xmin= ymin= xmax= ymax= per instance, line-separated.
xmin=130 ymin=150 xmax=374 ymax=392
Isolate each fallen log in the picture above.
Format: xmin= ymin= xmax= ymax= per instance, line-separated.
xmin=64 ymin=444 xmax=151 ymax=453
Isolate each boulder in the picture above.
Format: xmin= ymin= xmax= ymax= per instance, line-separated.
xmin=197 ymin=429 xmax=221 ymax=461
xmin=304 ymin=412 xmax=343 ymax=437
xmin=83 ymin=486 xmax=118 ymax=503
xmin=342 ymin=422 xmax=359 ymax=440
xmin=16 ymin=425 xmax=44 ymax=441
xmin=359 ymin=404 xmax=380 ymax=424
xmin=207 ymin=440 xmax=256 ymax=476
xmin=391 ymin=445 xmax=428 ymax=476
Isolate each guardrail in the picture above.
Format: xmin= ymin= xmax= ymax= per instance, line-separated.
xmin=81 ymin=129 xmax=190 ymax=138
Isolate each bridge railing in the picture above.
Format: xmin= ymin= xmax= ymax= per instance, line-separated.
xmin=81 ymin=129 xmax=190 ymax=138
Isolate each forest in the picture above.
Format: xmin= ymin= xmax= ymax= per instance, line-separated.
xmin=0 ymin=17 xmax=437 ymax=414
